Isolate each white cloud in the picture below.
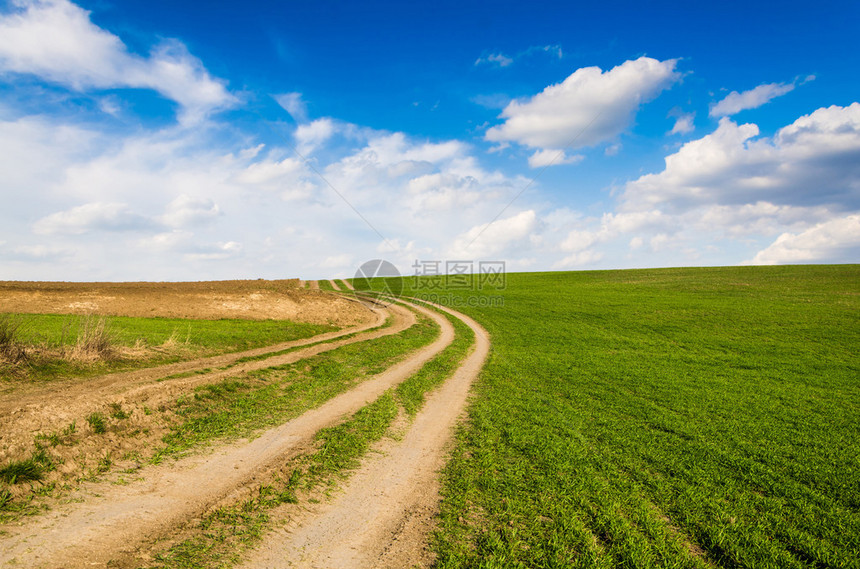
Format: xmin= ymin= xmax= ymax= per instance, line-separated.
xmin=649 ymin=233 xmax=671 ymax=251
xmin=530 ymin=44 xmax=563 ymax=59
xmin=0 ymin=0 xmax=236 ymax=123
xmin=475 ymin=53 xmax=513 ymax=67
xmin=527 ymin=149 xmax=584 ymax=168
xmin=486 ymin=57 xmax=679 ymax=151
xmin=138 ymin=230 xmax=193 ymax=251
xmin=33 ymin=202 xmax=152 ymax=235
xmin=698 ymin=201 xmax=830 ymax=238
xmin=274 ymin=92 xmax=308 ymax=122
xmin=186 ymin=241 xmax=242 ymax=261
xmin=449 ymin=210 xmax=538 ymax=258
xmin=604 ymin=143 xmax=621 ymax=156
xmin=747 ymin=215 xmax=860 ymax=264
xmin=669 ymin=111 xmax=695 ymax=135
xmin=710 ymin=82 xmax=795 ymax=117
xmin=476 ymin=45 xmax=563 ymax=69
xmin=557 ymin=210 xmax=669 ymax=259
xmin=295 ymin=118 xmax=335 ymax=155
xmin=552 ymin=250 xmax=603 ymax=269
xmin=320 ymin=254 xmax=352 ymax=269
xmin=161 ymin=195 xmax=220 ymax=227
xmin=622 ymin=104 xmax=860 ymax=213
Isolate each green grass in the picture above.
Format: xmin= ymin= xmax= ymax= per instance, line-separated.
xmin=86 ymin=412 xmax=108 ymax=434
xmin=151 ymin=310 xmax=439 ymax=461
xmin=227 ymin=315 xmax=393 ymax=367
xmin=0 ymin=458 xmax=44 ymax=484
xmin=317 ymin=279 xmax=336 ymax=291
xmin=396 ymin=303 xmax=475 ymax=416
xmin=334 ymin=279 xmax=350 ymax=291
xmin=0 ymin=313 xmax=335 ymax=382
xmin=145 ymin=305 xmax=477 ymax=569
xmin=398 ymin=265 xmax=860 ymax=569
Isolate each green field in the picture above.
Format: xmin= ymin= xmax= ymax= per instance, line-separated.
xmin=0 ymin=313 xmax=335 ymax=382
xmin=402 ymin=265 xmax=860 ymax=568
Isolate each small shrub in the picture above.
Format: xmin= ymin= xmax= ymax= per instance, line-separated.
xmin=0 ymin=459 xmax=43 ymax=484
xmin=87 ymin=412 xmax=108 ymax=434
xmin=69 ymin=316 xmax=115 ymax=361
xmin=0 ymin=314 xmax=27 ymax=364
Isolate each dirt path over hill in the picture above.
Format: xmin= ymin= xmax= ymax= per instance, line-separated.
xmin=308 ymin=280 xmax=320 ymax=290
xmin=328 ymin=279 xmax=341 ymax=291
xmin=238 ymin=304 xmax=489 ymax=569
xmin=0 ymin=301 xmax=455 ymax=569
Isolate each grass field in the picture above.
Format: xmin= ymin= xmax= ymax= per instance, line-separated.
xmin=401 ymin=265 xmax=860 ymax=568
xmin=0 ymin=313 xmax=335 ymax=381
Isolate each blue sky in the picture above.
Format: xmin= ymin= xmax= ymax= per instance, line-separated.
xmin=1 ymin=0 xmax=858 ymax=280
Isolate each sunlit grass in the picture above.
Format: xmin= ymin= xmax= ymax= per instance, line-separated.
xmin=407 ymin=265 xmax=860 ymax=568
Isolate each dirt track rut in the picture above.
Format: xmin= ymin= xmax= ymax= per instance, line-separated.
xmin=0 ymin=301 xmax=455 ymax=568
xmin=238 ymin=304 xmax=489 ymax=568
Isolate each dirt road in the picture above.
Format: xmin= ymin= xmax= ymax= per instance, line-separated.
xmin=0 ymin=301 xmax=457 ymax=568
xmin=0 ymin=302 xmax=412 ymax=473
xmin=238 ymin=304 xmax=489 ymax=568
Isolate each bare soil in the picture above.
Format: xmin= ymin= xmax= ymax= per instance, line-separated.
xmin=0 ymin=280 xmax=365 ymax=326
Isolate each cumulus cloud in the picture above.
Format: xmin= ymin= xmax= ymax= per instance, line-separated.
xmin=33 ymin=202 xmax=152 ymax=235
xmin=553 ymin=249 xmax=603 ymax=269
xmin=747 ymin=215 xmax=860 ymax=264
xmin=622 ymin=103 xmax=860 ymax=213
xmin=295 ymin=118 xmax=336 ymax=155
xmin=448 ymin=210 xmax=538 ymax=258
xmin=0 ymin=0 xmax=236 ymax=122
xmin=558 ymin=210 xmax=669 ymax=255
xmin=485 ymin=57 xmax=679 ymax=151
xmin=710 ymin=82 xmax=795 ymax=117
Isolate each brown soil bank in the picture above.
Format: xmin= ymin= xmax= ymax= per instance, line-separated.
xmin=0 ymin=279 xmax=367 ymax=326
